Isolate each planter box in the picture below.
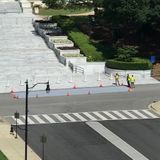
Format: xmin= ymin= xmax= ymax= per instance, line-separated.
xmin=55 ymin=47 xmax=80 ymax=56
xmin=46 ymin=39 xmax=74 ymax=50
xmin=50 ymin=39 xmax=74 ymax=48
xmin=59 ymin=55 xmax=87 ymax=66
xmin=45 ymin=35 xmax=68 ymax=43
xmin=65 ymin=56 xmax=87 ymax=66
xmin=39 ymin=23 xmax=57 ymax=29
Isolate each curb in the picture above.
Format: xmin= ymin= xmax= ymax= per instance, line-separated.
xmin=0 ymin=117 xmax=41 ymax=160
xmin=148 ymin=101 xmax=160 ymax=114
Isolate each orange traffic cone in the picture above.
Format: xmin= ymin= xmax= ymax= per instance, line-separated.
xmin=15 ymin=96 xmax=19 ymax=99
xmin=67 ymin=92 xmax=71 ymax=96
xmin=99 ymin=81 xmax=103 ymax=87
xmin=13 ymin=94 xmax=18 ymax=99
xmin=128 ymin=87 xmax=132 ymax=92
xmin=11 ymin=88 xmax=15 ymax=94
xmin=73 ymin=84 xmax=77 ymax=89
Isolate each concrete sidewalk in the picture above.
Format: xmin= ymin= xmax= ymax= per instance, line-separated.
xmin=149 ymin=101 xmax=160 ymax=113
xmin=0 ymin=118 xmax=40 ymax=160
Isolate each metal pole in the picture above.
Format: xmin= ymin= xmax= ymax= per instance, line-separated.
xmin=15 ymin=118 xmax=17 ymax=138
xmin=25 ymin=80 xmax=28 ymax=160
xmin=42 ymin=142 xmax=44 ymax=160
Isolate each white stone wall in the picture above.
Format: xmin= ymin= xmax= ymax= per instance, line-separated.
xmin=79 ymin=62 xmax=105 ymax=74
xmin=105 ymin=67 xmax=151 ymax=78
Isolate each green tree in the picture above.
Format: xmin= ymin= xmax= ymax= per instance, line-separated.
xmin=103 ymin=0 xmax=160 ymax=31
xmin=93 ymin=0 xmax=104 ymax=6
xmin=116 ymin=46 xmax=138 ymax=62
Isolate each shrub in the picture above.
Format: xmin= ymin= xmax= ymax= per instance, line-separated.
xmin=106 ymin=58 xmax=152 ymax=70
xmin=55 ymin=16 xmax=104 ymax=61
xmin=0 ymin=151 xmax=8 ymax=160
xmin=68 ymin=29 xmax=104 ymax=61
xmin=115 ymin=46 xmax=138 ymax=62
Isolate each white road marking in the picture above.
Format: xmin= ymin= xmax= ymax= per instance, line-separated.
xmin=32 ymin=115 xmax=45 ymax=124
xmin=112 ymin=111 xmax=128 ymax=119
xmin=8 ymin=109 xmax=159 ymax=125
xmin=43 ymin=114 xmax=56 ymax=123
xmin=132 ymin=110 xmax=148 ymax=119
xmin=83 ymin=112 xmax=97 ymax=121
xmin=63 ymin=114 xmax=76 ymax=122
xmin=122 ymin=110 xmax=138 ymax=119
xmin=86 ymin=121 xmax=149 ymax=160
xmin=73 ymin=113 xmax=87 ymax=121
xmin=92 ymin=112 xmax=107 ymax=120
xmin=54 ymin=114 xmax=66 ymax=122
xmin=12 ymin=116 xmax=24 ymax=125
xmin=22 ymin=115 xmax=34 ymax=124
xmin=103 ymin=111 xmax=118 ymax=120
xmin=141 ymin=110 xmax=158 ymax=118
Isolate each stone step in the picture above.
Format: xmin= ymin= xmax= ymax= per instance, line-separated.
xmin=0 ymin=2 xmax=21 ymax=13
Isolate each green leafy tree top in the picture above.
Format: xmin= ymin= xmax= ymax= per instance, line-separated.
xmin=116 ymin=46 xmax=138 ymax=62
xmin=103 ymin=0 xmax=160 ymax=30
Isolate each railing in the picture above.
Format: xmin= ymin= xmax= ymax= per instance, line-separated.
xmin=18 ymin=0 xmax=23 ymax=13
xmin=69 ymin=62 xmax=84 ymax=74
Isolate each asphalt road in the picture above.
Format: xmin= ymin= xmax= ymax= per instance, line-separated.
xmin=15 ymin=119 xmax=160 ymax=160
xmin=0 ymin=84 xmax=160 ymax=116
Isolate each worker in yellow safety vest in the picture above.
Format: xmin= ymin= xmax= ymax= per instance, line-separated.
xmin=130 ymin=75 xmax=136 ymax=88
xmin=126 ymin=74 xmax=131 ymax=88
xmin=114 ymin=73 xmax=120 ymax=86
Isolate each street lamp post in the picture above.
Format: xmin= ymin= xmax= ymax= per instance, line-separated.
xmin=14 ymin=111 xmax=20 ymax=139
xmin=25 ymin=80 xmax=50 ymax=160
xmin=40 ymin=135 xmax=47 ymax=160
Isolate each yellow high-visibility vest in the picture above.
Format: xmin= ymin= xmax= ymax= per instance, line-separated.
xmin=130 ymin=76 xmax=135 ymax=82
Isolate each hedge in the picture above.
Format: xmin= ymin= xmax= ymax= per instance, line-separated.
xmin=68 ymin=29 xmax=104 ymax=61
xmin=55 ymin=16 xmax=104 ymax=61
xmin=106 ymin=58 xmax=152 ymax=70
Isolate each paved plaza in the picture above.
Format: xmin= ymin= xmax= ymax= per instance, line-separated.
xmin=0 ymin=1 xmax=159 ymax=94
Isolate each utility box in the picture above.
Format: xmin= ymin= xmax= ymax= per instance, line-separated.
xmin=150 ymin=55 xmax=156 ymax=64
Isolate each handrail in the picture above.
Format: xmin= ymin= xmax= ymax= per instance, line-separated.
xmin=69 ymin=62 xmax=84 ymax=74
xmin=18 ymin=0 xmax=23 ymax=13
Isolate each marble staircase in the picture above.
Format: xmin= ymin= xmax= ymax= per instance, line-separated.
xmin=0 ymin=13 xmax=72 ymax=93
xmin=0 ymin=1 xmax=21 ymax=13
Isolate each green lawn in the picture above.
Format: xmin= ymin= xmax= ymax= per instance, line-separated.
xmin=0 ymin=151 xmax=8 ymax=160
xmin=39 ymin=8 xmax=93 ymax=16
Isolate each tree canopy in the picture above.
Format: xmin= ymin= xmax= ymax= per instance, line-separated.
xmin=103 ymin=0 xmax=160 ymax=31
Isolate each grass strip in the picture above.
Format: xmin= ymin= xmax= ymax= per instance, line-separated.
xmin=0 ymin=151 xmax=8 ymax=160
xmin=39 ymin=8 xmax=93 ymax=16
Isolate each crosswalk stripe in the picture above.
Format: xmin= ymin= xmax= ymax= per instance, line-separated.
xmin=43 ymin=114 xmax=56 ymax=123
xmin=32 ymin=115 xmax=45 ymax=123
xmin=12 ymin=116 xmax=24 ymax=125
xmin=132 ymin=110 xmax=148 ymax=119
xmin=112 ymin=111 xmax=128 ymax=119
xmin=63 ymin=114 xmax=76 ymax=122
xmin=122 ymin=110 xmax=138 ymax=119
xmin=73 ymin=113 xmax=87 ymax=121
xmin=103 ymin=111 xmax=118 ymax=120
xmin=8 ymin=109 xmax=159 ymax=125
xmin=83 ymin=112 xmax=97 ymax=121
xmin=22 ymin=115 xmax=35 ymax=124
xmin=93 ymin=112 xmax=107 ymax=120
xmin=54 ymin=114 xmax=67 ymax=122
xmin=141 ymin=110 xmax=158 ymax=118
